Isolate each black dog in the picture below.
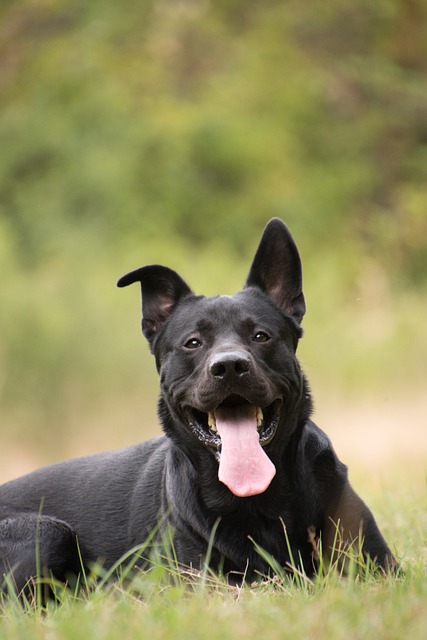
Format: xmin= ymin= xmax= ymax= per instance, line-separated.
xmin=0 ymin=219 xmax=395 ymax=594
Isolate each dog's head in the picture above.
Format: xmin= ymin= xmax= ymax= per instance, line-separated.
xmin=118 ymin=219 xmax=311 ymax=497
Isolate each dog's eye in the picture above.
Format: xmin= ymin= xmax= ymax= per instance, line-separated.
xmin=253 ymin=331 xmax=270 ymax=343
xmin=184 ymin=338 xmax=202 ymax=349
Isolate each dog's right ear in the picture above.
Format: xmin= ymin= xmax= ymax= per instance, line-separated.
xmin=117 ymin=265 xmax=193 ymax=346
xmin=245 ymin=218 xmax=306 ymax=324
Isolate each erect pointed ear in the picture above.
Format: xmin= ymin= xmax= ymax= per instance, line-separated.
xmin=117 ymin=265 xmax=193 ymax=346
xmin=245 ymin=218 xmax=306 ymax=324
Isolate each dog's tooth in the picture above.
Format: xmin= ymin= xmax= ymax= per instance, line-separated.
xmin=208 ymin=412 xmax=217 ymax=432
xmin=256 ymin=407 xmax=263 ymax=428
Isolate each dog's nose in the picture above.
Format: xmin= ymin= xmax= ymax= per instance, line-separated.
xmin=209 ymin=351 xmax=251 ymax=380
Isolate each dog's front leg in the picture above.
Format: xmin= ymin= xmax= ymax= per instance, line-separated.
xmin=322 ymin=481 xmax=397 ymax=574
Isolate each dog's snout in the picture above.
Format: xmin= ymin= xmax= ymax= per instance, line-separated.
xmin=209 ymin=351 xmax=251 ymax=380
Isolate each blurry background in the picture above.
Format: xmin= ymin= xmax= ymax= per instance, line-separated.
xmin=0 ymin=0 xmax=426 ymax=484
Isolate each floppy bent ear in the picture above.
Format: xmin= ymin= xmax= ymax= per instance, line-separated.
xmin=117 ymin=265 xmax=193 ymax=345
xmin=245 ymin=218 xmax=306 ymax=324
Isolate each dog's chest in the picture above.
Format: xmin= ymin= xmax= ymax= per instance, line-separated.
xmin=207 ymin=506 xmax=311 ymax=575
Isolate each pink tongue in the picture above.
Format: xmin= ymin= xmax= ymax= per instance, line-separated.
xmin=215 ymin=404 xmax=276 ymax=497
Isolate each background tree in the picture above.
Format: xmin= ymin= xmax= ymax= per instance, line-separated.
xmin=0 ymin=0 xmax=426 ymax=455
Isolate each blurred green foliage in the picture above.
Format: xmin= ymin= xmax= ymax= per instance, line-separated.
xmin=0 ymin=0 xmax=426 ymax=453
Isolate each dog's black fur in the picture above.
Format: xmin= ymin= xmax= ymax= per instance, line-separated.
xmin=0 ymin=219 xmax=395 ymax=594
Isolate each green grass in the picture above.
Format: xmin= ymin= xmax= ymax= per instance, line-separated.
xmin=1 ymin=476 xmax=426 ymax=640
xmin=1 ymin=561 xmax=425 ymax=640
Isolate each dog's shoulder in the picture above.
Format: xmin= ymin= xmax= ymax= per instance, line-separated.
xmin=297 ymin=419 xmax=348 ymax=493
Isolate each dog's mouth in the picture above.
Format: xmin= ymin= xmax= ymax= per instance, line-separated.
xmin=185 ymin=395 xmax=282 ymax=449
xmin=184 ymin=395 xmax=282 ymax=498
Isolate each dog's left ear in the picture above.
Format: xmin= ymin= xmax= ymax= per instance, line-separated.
xmin=117 ymin=265 xmax=193 ymax=345
xmin=245 ymin=218 xmax=306 ymax=324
